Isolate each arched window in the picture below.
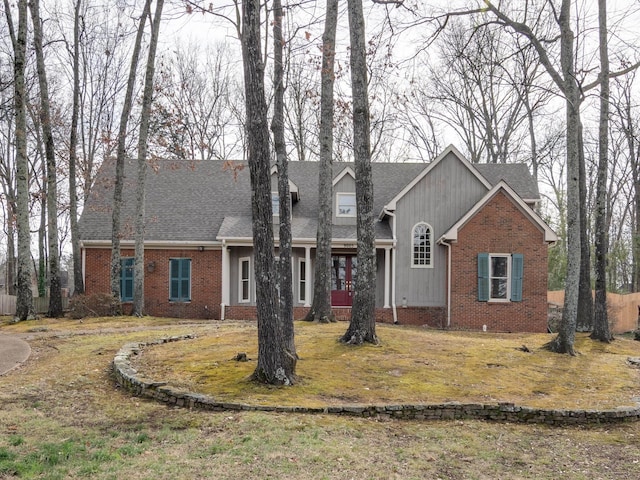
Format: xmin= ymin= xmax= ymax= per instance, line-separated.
xmin=412 ymin=223 xmax=432 ymax=267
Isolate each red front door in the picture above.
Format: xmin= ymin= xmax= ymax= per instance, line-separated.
xmin=331 ymin=255 xmax=357 ymax=306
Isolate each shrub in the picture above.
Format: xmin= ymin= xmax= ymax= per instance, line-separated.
xmin=69 ymin=293 xmax=121 ymax=319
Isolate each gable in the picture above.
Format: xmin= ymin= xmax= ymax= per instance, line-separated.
xmin=382 ymin=145 xmax=492 ymax=216
xmin=440 ymin=181 xmax=557 ymax=243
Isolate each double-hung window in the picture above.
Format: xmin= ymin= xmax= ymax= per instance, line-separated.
xmin=239 ymin=257 xmax=251 ymax=303
xmin=120 ymin=258 xmax=134 ymax=302
xmin=298 ymin=258 xmax=306 ymax=303
xmin=169 ymin=258 xmax=191 ymax=302
xmin=336 ymin=193 xmax=356 ymax=217
xmin=477 ymin=253 xmax=523 ymax=302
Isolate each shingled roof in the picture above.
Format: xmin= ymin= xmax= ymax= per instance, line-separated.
xmin=79 ymin=157 xmax=539 ymax=244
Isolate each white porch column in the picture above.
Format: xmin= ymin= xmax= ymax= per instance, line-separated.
xmin=384 ymin=246 xmax=391 ymax=308
xmin=304 ymin=246 xmax=312 ymax=307
xmin=221 ymin=243 xmax=230 ymax=318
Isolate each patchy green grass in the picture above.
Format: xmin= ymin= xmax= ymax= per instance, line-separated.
xmin=131 ymin=321 xmax=640 ymax=410
xmin=1 ymin=316 xmax=640 ymax=479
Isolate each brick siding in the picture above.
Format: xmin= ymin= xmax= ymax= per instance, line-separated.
xmin=449 ymin=191 xmax=549 ymax=333
xmin=84 ymin=248 xmax=222 ymax=319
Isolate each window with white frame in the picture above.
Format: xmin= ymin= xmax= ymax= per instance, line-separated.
xmin=271 ymin=193 xmax=279 ymax=217
xmin=336 ymin=193 xmax=356 ymax=217
xmin=239 ymin=257 xmax=251 ymax=303
xmin=477 ymin=253 xmax=523 ymax=302
xmin=298 ymin=258 xmax=306 ymax=303
xmin=412 ymin=222 xmax=432 ymax=267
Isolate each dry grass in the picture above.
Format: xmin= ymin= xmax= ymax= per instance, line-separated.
xmin=130 ymin=321 xmax=640 ymax=410
xmin=1 ymin=316 xmax=640 ymax=479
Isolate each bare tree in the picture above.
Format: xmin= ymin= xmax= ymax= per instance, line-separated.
xmin=341 ymin=0 xmax=378 ymax=345
xmin=29 ymin=0 xmax=63 ymax=317
xmin=110 ymin=0 xmax=151 ymax=305
xmin=67 ymin=0 xmax=83 ymax=296
xmin=305 ymin=0 xmax=338 ymax=323
xmin=241 ymin=0 xmax=296 ymax=384
xmin=6 ymin=0 xmax=35 ymax=320
xmin=591 ymin=0 xmax=612 ymax=342
xmin=132 ymin=0 xmax=164 ymax=317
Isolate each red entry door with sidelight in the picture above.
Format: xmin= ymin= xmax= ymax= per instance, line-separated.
xmin=331 ymin=255 xmax=357 ymax=306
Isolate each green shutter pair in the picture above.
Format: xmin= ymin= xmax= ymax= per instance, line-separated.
xmin=477 ymin=253 xmax=523 ymax=302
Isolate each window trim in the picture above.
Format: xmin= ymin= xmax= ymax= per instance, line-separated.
xmin=271 ymin=192 xmax=280 ymax=217
xmin=298 ymin=258 xmax=306 ymax=304
xmin=336 ymin=192 xmax=357 ymax=218
xmin=169 ymin=258 xmax=191 ymax=302
xmin=239 ymin=257 xmax=251 ymax=303
xmin=120 ymin=257 xmax=134 ymax=302
xmin=478 ymin=253 xmax=523 ymax=303
xmin=488 ymin=253 xmax=511 ymax=302
xmin=411 ymin=222 xmax=433 ymax=268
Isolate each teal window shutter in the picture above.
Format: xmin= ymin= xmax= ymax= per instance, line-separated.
xmin=120 ymin=258 xmax=134 ymax=302
xmin=170 ymin=258 xmax=191 ymax=301
xmin=511 ymin=253 xmax=524 ymax=302
xmin=477 ymin=253 xmax=489 ymax=301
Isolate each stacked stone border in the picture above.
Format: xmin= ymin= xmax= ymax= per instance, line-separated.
xmin=113 ymin=336 xmax=640 ymax=426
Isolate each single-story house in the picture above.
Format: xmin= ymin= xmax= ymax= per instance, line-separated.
xmin=79 ymin=145 xmax=557 ymax=332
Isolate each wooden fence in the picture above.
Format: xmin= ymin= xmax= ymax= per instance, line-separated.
xmin=548 ymin=290 xmax=640 ymax=334
xmin=0 ymin=295 xmax=69 ymax=316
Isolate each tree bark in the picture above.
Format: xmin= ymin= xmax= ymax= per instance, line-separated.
xmin=8 ymin=0 xmax=35 ymax=321
xmin=591 ymin=0 xmax=612 ymax=343
xmin=270 ymin=0 xmax=296 ymax=356
xmin=242 ymin=0 xmax=296 ymax=384
xmin=576 ymin=120 xmax=593 ymax=332
xmin=305 ymin=0 xmax=338 ymax=324
xmin=30 ymin=0 xmax=63 ymax=317
xmin=132 ymin=0 xmax=164 ymax=317
xmin=341 ymin=0 xmax=378 ymax=345
xmin=69 ymin=0 xmax=84 ymax=296
xmin=545 ymin=0 xmax=579 ymax=355
xmin=111 ymin=0 xmax=151 ymax=309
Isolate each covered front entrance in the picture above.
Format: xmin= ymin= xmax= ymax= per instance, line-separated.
xmin=331 ymin=255 xmax=357 ymax=306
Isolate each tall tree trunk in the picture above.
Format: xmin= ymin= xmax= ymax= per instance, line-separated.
xmin=341 ymin=0 xmax=378 ymax=345
xmin=132 ymin=0 xmax=164 ymax=317
xmin=545 ymin=0 xmax=580 ymax=355
xmin=305 ymin=0 xmax=338 ymax=323
xmin=270 ymin=0 xmax=296 ymax=356
xmin=576 ymin=121 xmax=593 ymax=331
xmin=69 ymin=0 xmax=84 ymax=296
xmin=30 ymin=0 xmax=63 ymax=317
xmin=242 ymin=0 xmax=296 ymax=384
xmin=6 ymin=215 xmax=16 ymax=295
xmin=8 ymin=0 xmax=35 ymax=321
xmin=110 ymin=0 xmax=151 ymax=308
xmin=37 ymin=152 xmax=46 ymax=298
xmin=592 ymin=0 xmax=612 ymax=342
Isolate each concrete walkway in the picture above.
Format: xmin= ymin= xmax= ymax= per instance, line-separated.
xmin=0 ymin=334 xmax=31 ymax=375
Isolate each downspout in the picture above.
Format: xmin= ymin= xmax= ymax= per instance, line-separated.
xmin=383 ymin=208 xmax=398 ymax=324
xmin=220 ymin=239 xmax=227 ymax=321
xmin=438 ymin=236 xmax=452 ymax=328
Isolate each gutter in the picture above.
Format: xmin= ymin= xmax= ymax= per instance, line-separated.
xmin=437 ymin=236 xmax=452 ymax=328
xmin=383 ymin=208 xmax=398 ymax=324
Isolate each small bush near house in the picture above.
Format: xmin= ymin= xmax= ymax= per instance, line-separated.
xmin=69 ymin=293 xmax=121 ymax=319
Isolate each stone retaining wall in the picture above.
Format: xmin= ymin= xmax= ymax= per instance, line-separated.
xmin=112 ymin=337 xmax=640 ymax=426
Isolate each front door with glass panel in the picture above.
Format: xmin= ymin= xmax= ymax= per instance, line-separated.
xmin=331 ymin=255 xmax=357 ymax=306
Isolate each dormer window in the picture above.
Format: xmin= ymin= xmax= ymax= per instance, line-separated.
xmin=336 ymin=193 xmax=356 ymax=217
xmin=272 ymin=192 xmax=279 ymax=216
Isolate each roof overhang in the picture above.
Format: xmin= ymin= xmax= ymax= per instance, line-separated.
xmin=438 ymin=180 xmax=558 ymax=244
xmin=80 ymin=240 xmax=222 ymax=249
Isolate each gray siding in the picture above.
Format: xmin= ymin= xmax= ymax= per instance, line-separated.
xmin=229 ymin=247 xmax=255 ymax=306
xmin=333 ymin=174 xmax=356 ymax=226
xmin=394 ymin=152 xmax=488 ymax=306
